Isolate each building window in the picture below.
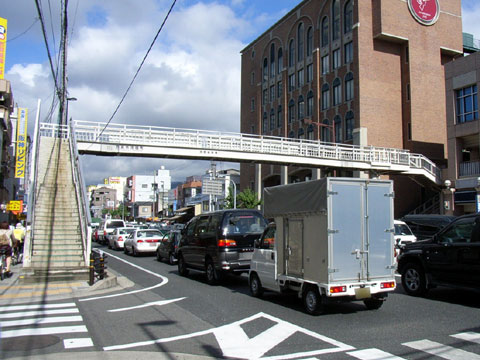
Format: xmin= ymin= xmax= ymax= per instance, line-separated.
xmin=333 ymin=48 xmax=341 ymax=69
xmin=334 ymin=115 xmax=342 ymax=143
xmin=298 ymin=95 xmax=305 ymax=120
xmin=270 ymin=44 xmax=275 ymax=78
xmin=407 ymin=83 xmax=411 ymax=101
xmin=298 ymin=69 xmax=304 ymax=88
xmin=270 ymin=109 xmax=275 ymax=130
xmin=298 ymin=23 xmax=304 ymax=62
xmin=332 ymin=0 xmax=340 ymax=41
xmin=322 ymin=119 xmax=331 ymax=142
xmin=321 ymin=16 xmax=329 ymax=47
xmin=250 ymin=71 xmax=255 ymax=85
xmin=345 ymin=111 xmax=354 ymax=140
xmin=263 ymin=89 xmax=267 ymax=105
xmin=277 ymin=81 xmax=283 ymax=98
xmin=288 ymin=99 xmax=295 ymax=123
xmin=333 ymin=78 xmax=342 ymax=106
xmin=289 ymin=130 xmax=295 ymax=138
xmin=307 ymin=90 xmax=314 ymax=117
xmin=405 ymin=46 xmax=409 ymax=64
xmin=307 ymin=124 xmax=314 ymax=140
xmin=344 ymin=41 xmax=353 ymax=63
xmin=306 ymin=63 xmax=313 ymax=83
xmin=250 ymin=98 xmax=255 ymax=112
xmin=270 ymin=85 xmax=275 ymax=102
xmin=278 ymin=48 xmax=283 ymax=74
xmin=298 ymin=127 xmax=305 ymax=139
xmin=321 ymin=54 xmax=329 ymax=74
xmin=344 ymin=0 xmax=353 ymax=34
xmin=456 ymin=84 xmax=479 ymax=123
xmin=277 ymin=105 xmax=282 ymax=127
xmin=288 ymin=73 xmax=296 ymax=92
xmin=262 ymin=112 xmax=267 ymax=133
xmin=345 ymin=72 xmax=354 ymax=101
xmin=289 ymin=39 xmax=295 ymax=67
xmin=321 ymin=83 xmax=330 ymax=110
xmin=263 ymin=58 xmax=268 ymax=83
xmin=307 ymin=26 xmax=313 ymax=56
xmin=142 ymin=184 xmax=148 ymax=188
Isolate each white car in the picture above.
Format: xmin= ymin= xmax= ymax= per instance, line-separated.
xmin=124 ymin=229 xmax=164 ymax=256
xmin=108 ymin=227 xmax=135 ymax=250
xmin=394 ymin=219 xmax=417 ymax=259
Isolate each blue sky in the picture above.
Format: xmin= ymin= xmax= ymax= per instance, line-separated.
xmin=2 ymin=0 xmax=480 ymax=185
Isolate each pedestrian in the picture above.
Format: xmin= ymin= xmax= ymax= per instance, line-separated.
xmin=0 ymin=221 xmax=16 ymax=277
xmin=13 ymin=222 xmax=25 ymax=252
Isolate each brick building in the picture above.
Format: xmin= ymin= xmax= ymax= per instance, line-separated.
xmin=240 ymin=0 xmax=463 ymax=215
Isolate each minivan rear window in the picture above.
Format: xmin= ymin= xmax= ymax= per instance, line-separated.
xmin=222 ymin=212 xmax=267 ymax=236
xmin=107 ymin=221 xmax=125 ymax=228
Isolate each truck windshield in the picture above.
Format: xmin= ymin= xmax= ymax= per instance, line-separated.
xmin=395 ymin=224 xmax=413 ymax=236
xmin=222 ymin=212 xmax=267 ymax=236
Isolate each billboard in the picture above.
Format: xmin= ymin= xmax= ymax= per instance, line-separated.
xmin=15 ymin=108 xmax=28 ymax=178
xmin=0 ymin=17 xmax=6 ymax=79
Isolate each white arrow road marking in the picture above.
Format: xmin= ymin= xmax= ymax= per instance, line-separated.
xmin=104 ymin=312 xmax=355 ymax=359
xmin=108 ymin=297 xmax=186 ymax=312
xmin=79 ymin=250 xmax=168 ymax=302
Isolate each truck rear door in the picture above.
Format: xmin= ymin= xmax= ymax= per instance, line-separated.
xmin=285 ymin=218 xmax=303 ymax=277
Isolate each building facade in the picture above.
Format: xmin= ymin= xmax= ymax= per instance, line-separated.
xmin=240 ymin=0 xmax=463 ymax=216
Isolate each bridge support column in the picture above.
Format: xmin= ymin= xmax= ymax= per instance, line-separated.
xmin=353 ymin=127 xmax=369 ymax=179
xmin=311 ymin=168 xmax=322 ymax=180
xmin=280 ymin=166 xmax=288 ymax=185
xmin=255 ymin=164 xmax=262 ymax=209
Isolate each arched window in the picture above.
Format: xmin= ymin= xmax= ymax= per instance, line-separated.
xmin=270 ymin=109 xmax=275 ymax=130
xmin=344 ymin=0 xmax=353 ymax=34
xmin=298 ymin=127 xmax=305 ymax=139
xmin=345 ymin=72 xmax=354 ymax=101
xmin=307 ymin=124 xmax=314 ymax=140
xmin=321 ymin=17 xmax=329 ymax=47
xmin=288 ymin=130 xmax=295 ymax=138
xmin=270 ymin=44 xmax=275 ymax=78
xmin=333 ymin=77 xmax=342 ymax=106
xmin=263 ymin=58 xmax=268 ymax=83
xmin=277 ymin=105 xmax=282 ymax=127
xmin=306 ymin=90 xmax=314 ymax=117
xmin=322 ymin=119 xmax=331 ymax=142
xmin=298 ymin=95 xmax=305 ymax=120
xmin=289 ymin=39 xmax=295 ymax=67
xmin=298 ymin=23 xmax=304 ymax=62
xmin=288 ymin=99 xmax=295 ymax=123
xmin=332 ymin=0 xmax=340 ymax=41
xmin=262 ymin=112 xmax=267 ymax=133
xmin=334 ymin=115 xmax=342 ymax=143
xmin=277 ymin=48 xmax=283 ymax=74
xmin=321 ymin=83 xmax=330 ymax=110
xmin=345 ymin=111 xmax=354 ymax=140
xmin=306 ymin=26 xmax=313 ymax=56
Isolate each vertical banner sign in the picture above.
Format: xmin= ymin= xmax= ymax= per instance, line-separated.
xmin=0 ymin=17 xmax=7 ymax=79
xmin=15 ymin=108 xmax=28 ymax=178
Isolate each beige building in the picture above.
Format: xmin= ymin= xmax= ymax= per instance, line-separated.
xmin=240 ymin=0 xmax=463 ymax=216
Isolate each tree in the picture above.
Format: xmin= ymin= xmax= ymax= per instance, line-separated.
xmin=236 ymin=188 xmax=262 ymax=209
xmin=102 ymin=203 xmax=129 ymax=219
xmin=224 ymin=186 xmax=236 ymax=209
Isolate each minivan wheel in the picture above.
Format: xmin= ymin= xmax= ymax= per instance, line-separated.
xmin=156 ymin=250 xmax=162 ymax=262
xmin=206 ymin=260 xmax=220 ymax=285
xmin=401 ymin=263 xmax=427 ymax=296
xmin=178 ymin=255 xmax=189 ymax=276
xmin=303 ymin=286 xmax=324 ymax=315
xmin=168 ymin=253 xmax=176 ymax=265
xmin=249 ymin=273 xmax=263 ymax=297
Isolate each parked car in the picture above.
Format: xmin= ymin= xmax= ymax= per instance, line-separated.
xmin=394 ymin=220 xmax=417 ymax=259
xmin=108 ymin=227 xmax=135 ymax=250
xmin=401 ymin=214 xmax=456 ymax=240
xmin=177 ymin=209 xmax=268 ymax=284
xmin=398 ymin=213 xmax=480 ymax=296
xmin=124 ymin=229 xmax=164 ymax=256
xmin=98 ymin=219 xmax=126 ymax=245
xmin=156 ymin=230 xmax=182 ymax=265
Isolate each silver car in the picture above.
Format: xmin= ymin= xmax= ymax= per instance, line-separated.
xmin=108 ymin=227 xmax=135 ymax=250
xmin=124 ymin=229 xmax=164 ymax=256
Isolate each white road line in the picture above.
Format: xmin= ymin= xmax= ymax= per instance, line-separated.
xmin=347 ymin=348 xmax=406 ymax=360
xmin=63 ymin=338 xmax=94 ymax=349
xmin=403 ymin=339 xmax=480 ymax=360
xmin=108 ymin=297 xmax=186 ymax=312
xmin=0 ymin=302 xmax=76 ymax=312
xmin=79 ymin=250 xmax=168 ymax=302
xmin=0 ymin=308 xmax=79 ymax=319
xmin=1 ymin=315 xmax=83 ymax=328
xmin=1 ymin=325 xmax=88 ymax=339
xmin=452 ymin=332 xmax=480 ymax=345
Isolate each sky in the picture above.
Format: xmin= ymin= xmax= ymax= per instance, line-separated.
xmin=3 ymin=0 xmax=480 ymax=187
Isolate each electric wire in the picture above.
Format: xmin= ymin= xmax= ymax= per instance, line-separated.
xmin=93 ymin=0 xmax=178 ymax=142
xmin=47 ymin=0 xmax=58 ymax=69
xmin=6 ymin=17 xmax=39 ymax=43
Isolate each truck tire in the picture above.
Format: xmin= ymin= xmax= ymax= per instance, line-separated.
xmin=249 ymin=273 xmax=263 ymax=297
xmin=177 ymin=254 xmax=189 ymax=276
xmin=401 ymin=262 xmax=427 ymax=296
xmin=303 ymin=286 xmax=324 ymax=315
xmin=364 ymin=298 xmax=384 ymax=310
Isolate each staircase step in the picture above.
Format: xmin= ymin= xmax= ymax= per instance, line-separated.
xmin=33 ymin=250 xmax=84 ymax=256
xmin=30 ymin=260 xmax=86 ymax=267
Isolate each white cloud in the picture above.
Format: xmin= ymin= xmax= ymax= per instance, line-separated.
xmin=8 ymin=64 xmax=48 ymax=88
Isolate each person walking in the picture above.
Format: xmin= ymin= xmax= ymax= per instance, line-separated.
xmin=0 ymin=221 xmax=17 ymax=277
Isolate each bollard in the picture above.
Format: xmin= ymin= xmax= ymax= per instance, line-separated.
xmin=89 ymin=253 xmax=95 ymax=286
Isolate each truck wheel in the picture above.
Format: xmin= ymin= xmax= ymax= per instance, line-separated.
xmin=303 ymin=287 xmax=324 ymax=315
xmin=206 ymin=259 xmax=221 ymax=285
xmin=249 ymin=273 xmax=263 ymax=297
xmin=177 ymin=255 xmax=189 ymax=276
xmin=401 ymin=263 xmax=427 ymax=296
xmin=364 ymin=298 xmax=384 ymax=310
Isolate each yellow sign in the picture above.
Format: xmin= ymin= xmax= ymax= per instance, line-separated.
xmin=7 ymin=200 xmax=21 ymax=212
xmin=0 ymin=18 xmax=6 ymax=79
xmin=15 ymin=108 xmax=28 ymax=178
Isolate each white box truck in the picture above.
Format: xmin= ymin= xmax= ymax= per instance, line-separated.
xmin=249 ymin=177 xmax=397 ymax=315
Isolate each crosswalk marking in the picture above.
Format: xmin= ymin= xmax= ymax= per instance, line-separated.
xmin=1 ymin=315 xmax=83 ymax=328
xmin=347 ymin=348 xmax=406 ymax=360
xmin=452 ymin=332 xmax=480 ymax=345
xmin=63 ymin=338 xmax=94 ymax=349
xmin=1 ymin=325 xmax=88 ymax=339
xmin=0 ymin=307 xmax=79 ymax=319
xmin=0 ymin=302 xmax=76 ymax=312
xmin=403 ymin=339 xmax=480 ymax=360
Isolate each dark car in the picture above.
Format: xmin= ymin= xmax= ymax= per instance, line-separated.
xmin=156 ymin=230 xmax=182 ymax=265
xmin=398 ymin=213 xmax=480 ymax=296
xmin=177 ymin=209 xmax=268 ymax=284
xmin=401 ymin=214 xmax=456 ymax=240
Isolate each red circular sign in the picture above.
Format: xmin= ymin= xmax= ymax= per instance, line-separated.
xmin=408 ymin=0 xmax=440 ymax=26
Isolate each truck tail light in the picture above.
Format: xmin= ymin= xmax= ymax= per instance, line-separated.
xmin=330 ymin=286 xmax=346 ymax=294
xmin=381 ymin=281 xmax=395 ymax=289
xmin=218 ymin=239 xmax=237 ymax=247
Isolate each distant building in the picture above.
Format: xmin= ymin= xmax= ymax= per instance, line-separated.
xmin=90 ymin=187 xmax=117 ymax=219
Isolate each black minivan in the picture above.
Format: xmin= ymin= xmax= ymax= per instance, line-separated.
xmin=177 ymin=209 xmax=268 ymax=284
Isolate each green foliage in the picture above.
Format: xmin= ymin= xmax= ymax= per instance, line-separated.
xmin=236 ymin=188 xmax=262 ymax=209
xmin=102 ymin=204 xmax=130 ymax=218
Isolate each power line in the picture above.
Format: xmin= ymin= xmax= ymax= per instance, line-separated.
xmin=7 ymin=17 xmax=39 ymax=43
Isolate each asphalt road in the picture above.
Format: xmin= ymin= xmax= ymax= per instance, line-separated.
xmin=3 ymin=244 xmax=480 ymax=359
